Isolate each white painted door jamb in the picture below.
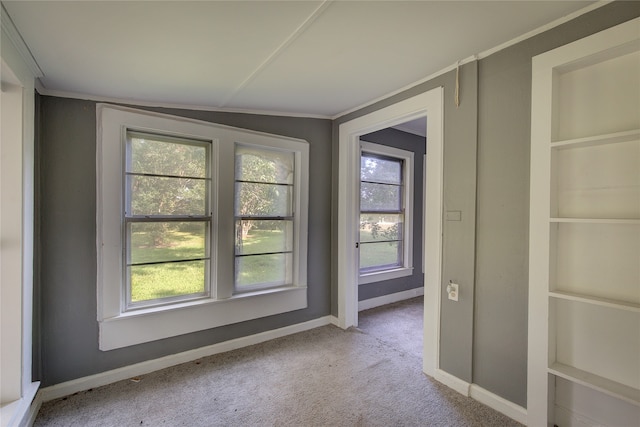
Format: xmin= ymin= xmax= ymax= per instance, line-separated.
xmin=337 ymin=87 xmax=444 ymax=377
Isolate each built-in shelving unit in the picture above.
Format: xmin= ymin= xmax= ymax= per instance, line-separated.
xmin=528 ymin=17 xmax=640 ymax=427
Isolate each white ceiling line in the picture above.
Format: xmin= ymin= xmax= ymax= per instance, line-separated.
xmin=34 ymin=86 xmax=332 ymax=120
xmin=331 ymin=0 xmax=607 ymax=120
xmin=1 ymin=3 xmax=43 ymax=78
xmin=219 ymin=0 xmax=333 ymax=109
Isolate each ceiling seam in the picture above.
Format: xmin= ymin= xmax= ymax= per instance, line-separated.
xmin=219 ymin=0 xmax=333 ymax=109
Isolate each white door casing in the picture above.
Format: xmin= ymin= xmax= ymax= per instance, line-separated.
xmin=337 ymin=87 xmax=444 ymax=377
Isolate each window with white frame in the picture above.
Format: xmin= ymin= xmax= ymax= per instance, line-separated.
xmin=234 ymin=145 xmax=295 ymax=292
xmin=98 ymin=105 xmax=308 ymax=350
xmin=358 ymin=141 xmax=413 ymax=284
xmin=125 ymin=131 xmax=212 ymax=309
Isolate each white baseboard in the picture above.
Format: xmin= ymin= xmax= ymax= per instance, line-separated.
xmin=329 ymin=315 xmax=340 ymax=327
xmin=39 ymin=316 xmax=332 ymax=402
xmin=0 ymin=381 xmax=40 ymax=427
xmin=470 ymin=384 xmax=527 ymax=425
xmin=434 ymin=369 xmax=471 ymax=396
xmin=431 ymin=370 xmax=526 ymax=425
xmin=19 ymin=393 xmax=41 ymax=427
xmin=358 ymin=287 xmax=424 ymax=311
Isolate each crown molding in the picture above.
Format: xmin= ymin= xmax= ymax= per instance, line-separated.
xmin=1 ymin=3 xmax=43 ymax=78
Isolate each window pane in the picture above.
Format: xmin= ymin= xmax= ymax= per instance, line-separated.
xmin=361 ymin=155 xmax=401 ymax=185
xmin=360 ymin=182 xmax=401 ymax=211
xmin=129 ymin=222 xmax=206 ymax=265
xmin=235 ymin=253 xmax=292 ymax=288
xmin=129 ymin=176 xmax=206 ymax=216
xmin=235 ymin=182 xmax=292 ymax=217
xmin=129 ymin=135 xmax=207 ymax=178
xmin=359 ymin=241 xmax=402 ymax=271
xmin=360 ymin=214 xmax=403 ymax=243
xmin=235 ymin=146 xmax=294 ymax=184
xmin=235 ymin=220 xmax=292 ymax=255
xmin=129 ymin=260 xmax=205 ymax=303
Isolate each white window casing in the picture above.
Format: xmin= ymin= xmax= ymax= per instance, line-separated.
xmin=97 ymin=104 xmax=308 ymax=350
xmin=358 ymin=141 xmax=414 ymax=285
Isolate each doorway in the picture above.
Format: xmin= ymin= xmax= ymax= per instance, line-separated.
xmin=337 ymin=87 xmax=444 ymax=377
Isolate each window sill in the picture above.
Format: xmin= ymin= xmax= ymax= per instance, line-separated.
xmin=359 ymin=267 xmax=413 ymax=285
xmin=99 ymin=286 xmax=307 ymax=351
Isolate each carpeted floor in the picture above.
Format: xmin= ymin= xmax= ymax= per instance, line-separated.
xmin=34 ymin=297 xmax=522 ymax=426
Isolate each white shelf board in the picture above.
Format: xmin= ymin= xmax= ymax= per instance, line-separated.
xmin=549 ymin=362 xmax=640 ymax=407
xmin=550 ymin=218 xmax=640 ymax=224
xmin=549 ymin=291 xmax=640 ymax=312
xmin=551 ymin=128 xmax=640 ymax=150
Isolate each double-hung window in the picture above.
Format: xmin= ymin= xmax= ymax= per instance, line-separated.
xmin=98 ymin=105 xmax=308 ymax=350
xmin=125 ymin=131 xmax=212 ymax=309
xmin=359 ymin=141 xmax=413 ymax=284
xmin=234 ymin=145 xmax=295 ymax=291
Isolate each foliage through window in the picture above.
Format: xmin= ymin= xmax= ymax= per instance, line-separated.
xmin=359 ymin=150 xmax=406 ymax=274
xmin=234 ymin=145 xmax=294 ymax=291
xmin=98 ymin=105 xmax=308 ymax=350
xmin=125 ymin=131 xmax=212 ymax=308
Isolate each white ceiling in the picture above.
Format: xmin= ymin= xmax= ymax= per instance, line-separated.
xmin=3 ymin=1 xmax=595 ymax=118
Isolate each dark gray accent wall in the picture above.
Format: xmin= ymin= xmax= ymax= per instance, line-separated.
xmin=358 ymin=128 xmax=425 ymax=301
xmin=333 ymin=60 xmax=479 ymax=384
xmin=473 ymin=1 xmax=640 ymax=407
xmin=35 ymin=96 xmax=332 ymax=386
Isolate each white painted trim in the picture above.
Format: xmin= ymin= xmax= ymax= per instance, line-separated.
xmin=433 ymin=369 xmax=471 ymax=397
xmin=528 ymin=17 xmax=640 ymax=426
xmin=0 ymin=381 xmax=39 ymax=427
xmin=358 ymin=267 xmax=412 ymax=285
xmin=475 ymin=1 xmax=612 ymax=61
xmin=1 ymin=17 xmax=39 ymax=425
xmin=358 ymin=287 xmax=423 ymax=312
xmin=0 ymin=4 xmax=43 ymax=78
xmin=469 ymin=384 xmax=528 ymax=425
xmin=359 ymin=141 xmax=414 ymax=283
xmin=430 ymin=371 xmax=528 ymax=425
xmin=329 ymin=315 xmax=340 ymax=327
xmin=97 ymin=104 xmax=310 ymax=350
xmin=29 ymin=1 xmax=607 ymax=122
xmin=19 ymin=391 xmax=41 ymax=427
xmin=40 ymin=316 xmax=333 ymax=403
xmin=34 ymin=87 xmax=332 ymax=120
xmin=332 ymin=1 xmax=609 ymax=120
xmin=338 ymin=87 xmax=443 ymax=381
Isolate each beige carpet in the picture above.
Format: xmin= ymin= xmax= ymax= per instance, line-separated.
xmin=34 ymin=297 xmax=522 ymax=426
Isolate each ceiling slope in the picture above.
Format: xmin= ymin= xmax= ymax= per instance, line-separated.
xmin=3 ymin=1 xmax=595 ymax=117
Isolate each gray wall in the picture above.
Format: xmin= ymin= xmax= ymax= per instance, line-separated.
xmin=473 ymin=1 xmax=640 ymax=407
xmin=34 ymin=96 xmax=332 ymax=386
xmin=33 ymin=0 xmax=640 ymax=406
xmin=358 ymin=128 xmax=425 ymax=301
xmin=333 ymin=60 xmax=479 ymax=383
xmin=332 ymin=1 xmax=640 ymax=407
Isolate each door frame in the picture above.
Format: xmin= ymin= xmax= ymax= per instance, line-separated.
xmin=337 ymin=87 xmax=444 ymax=376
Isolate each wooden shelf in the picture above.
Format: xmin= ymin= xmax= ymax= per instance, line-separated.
xmin=549 ymin=362 xmax=640 ymax=407
xmin=549 ymin=291 xmax=640 ymax=312
xmin=550 ymin=218 xmax=640 ymax=224
xmin=551 ymin=128 xmax=640 ymax=149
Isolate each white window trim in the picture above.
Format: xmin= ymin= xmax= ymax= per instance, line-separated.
xmin=358 ymin=141 xmax=414 ymax=285
xmin=97 ymin=104 xmax=308 ymax=351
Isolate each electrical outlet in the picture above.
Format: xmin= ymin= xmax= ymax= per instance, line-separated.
xmin=447 ymin=282 xmax=459 ymax=301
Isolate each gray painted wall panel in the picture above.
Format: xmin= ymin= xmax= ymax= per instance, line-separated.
xmin=36 ymin=97 xmax=332 ymax=386
xmin=33 ymin=0 xmax=640 ymax=406
xmin=358 ymin=128 xmax=425 ymax=301
xmin=333 ymin=61 xmax=479 ymax=383
xmin=473 ymin=1 xmax=640 ymax=407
